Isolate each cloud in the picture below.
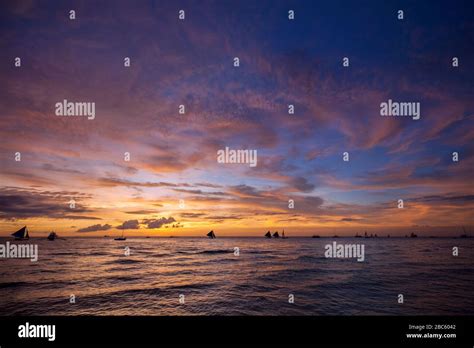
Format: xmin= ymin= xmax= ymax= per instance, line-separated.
xmin=62 ymin=215 xmax=102 ymax=220
xmin=194 ymin=182 xmax=223 ymax=188
xmin=117 ymin=220 xmax=140 ymax=230
xmin=172 ymin=188 xmax=227 ymax=196
xmin=0 ymin=187 xmax=96 ymax=220
xmin=124 ymin=210 xmax=158 ymax=215
xmin=228 ymin=185 xmax=263 ymax=198
xmin=143 ymin=217 xmax=176 ymax=229
xmin=290 ymin=177 xmax=316 ymax=193
xmin=96 ymin=178 xmax=191 ymax=188
xmin=408 ymin=195 xmax=474 ymax=204
xmin=41 ymin=163 xmax=84 ymax=175
xmin=77 ymin=224 xmax=112 ymax=233
xmin=205 ymin=215 xmax=243 ymax=221
xmin=179 ymin=213 xmax=206 ymax=218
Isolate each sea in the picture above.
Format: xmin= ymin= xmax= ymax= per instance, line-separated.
xmin=0 ymin=237 xmax=473 ymax=315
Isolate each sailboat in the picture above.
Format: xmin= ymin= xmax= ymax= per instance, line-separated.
xmin=265 ymin=231 xmax=272 ymax=238
xmin=273 ymin=231 xmax=280 ymax=238
xmin=11 ymin=226 xmax=29 ymax=240
xmin=114 ymin=231 xmax=126 ymax=241
xmin=207 ymin=230 xmax=216 ymax=239
xmin=282 ymin=230 xmax=288 ymax=239
xmin=47 ymin=232 xmax=58 ymax=241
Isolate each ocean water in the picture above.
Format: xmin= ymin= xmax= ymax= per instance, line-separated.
xmin=0 ymin=237 xmax=473 ymax=316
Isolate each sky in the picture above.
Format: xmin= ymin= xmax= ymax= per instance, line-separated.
xmin=0 ymin=0 xmax=473 ymax=237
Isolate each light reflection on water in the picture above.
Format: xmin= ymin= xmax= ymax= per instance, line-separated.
xmin=0 ymin=237 xmax=473 ymax=315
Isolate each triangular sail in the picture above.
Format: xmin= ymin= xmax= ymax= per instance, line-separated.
xmin=12 ymin=226 xmax=28 ymax=239
xmin=273 ymin=232 xmax=280 ymax=238
xmin=265 ymin=231 xmax=271 ymax=238
xmin=207 ymin=230 xmax=216 ymax=238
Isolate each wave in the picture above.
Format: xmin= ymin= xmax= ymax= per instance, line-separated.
xmin=247 ymin=250 xmax=274 ymax=254
xmin=74 ymin=282 xmax=218 ymax=302
xmin=296 ymin=255 xmax=325 ymax=262
xmin=197 ymin=249 xmax=231 ymax=255
xmin=148 ymin=252 xmax=172 ymax=258
xmin=0 ymin=281 xmax=30 ymax=289
xmin=104 ymin=258 xmax=144 ymax=265
xmin=175 ymin=249 xmax=232 ymax=255
xmin=49 ymin=252 xmax=78 ymax=256
xmin=166 ymin=282 xmax=217 ymax=290
xmin=105 ymin=275 xmax=143 ymax=282
xmin=84 ymin=252 xmax=110 ymax=256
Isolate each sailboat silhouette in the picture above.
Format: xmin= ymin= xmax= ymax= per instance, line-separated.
xmin=115 ymin=231 xmax=126 ymax=241
xmin=11 ymin=226 xmax=29 ymax=240
xmin=47 ymin=232 xmax=58 ymax=241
